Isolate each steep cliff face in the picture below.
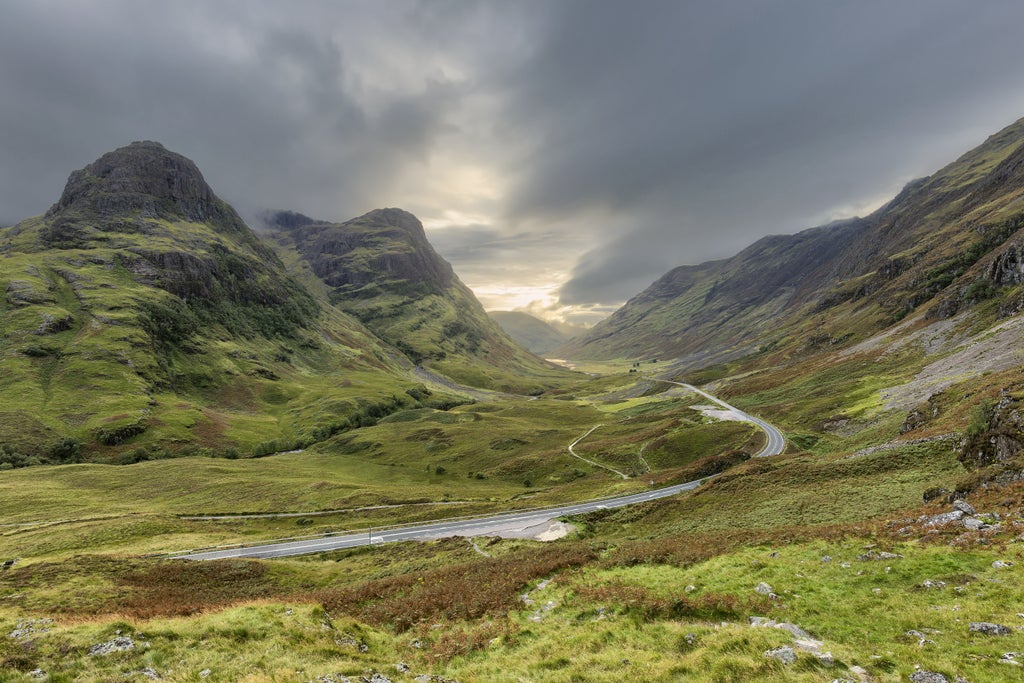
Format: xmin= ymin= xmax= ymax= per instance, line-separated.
xmin=562 ymin=116 xmax=1024 ymax=364
xmin=269 ymin=208 xmax=575 ymax=393
xmin=272 ymin=208 xmax=454 ymax=298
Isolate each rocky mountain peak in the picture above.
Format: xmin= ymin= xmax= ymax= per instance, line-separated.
xmin=358 ymin=207 xmax=429 ymax=241
xmin=46 ymin=141 xmax=246 ymax=232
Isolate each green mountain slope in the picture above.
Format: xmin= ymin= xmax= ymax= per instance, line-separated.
xmin=267 ymin=209 xmax=575 ymax=394
xmin=562 ymin=116 xmax=1024 ymax=365
xmin=488 ymin=310 xmax=575 ymax=355
xmin=0 ymin=143 xmax=444 ymax=465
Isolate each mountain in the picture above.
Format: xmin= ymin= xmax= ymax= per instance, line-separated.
xmin=266 ymin=209 xmax=574 ymax=394
xmin=488 ymin=310 xmax=576 ymax=356
xmin=561 ymin=116 xmax=1024 ymax=367
xmin=0 ymin=143 xmax=448 ymax=465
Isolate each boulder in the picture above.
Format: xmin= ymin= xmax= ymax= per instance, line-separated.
xmin=87 ymin=636 xmax=135 ymax=656
xmin=764 ymin=646 xmax=797 ymax=664
xmin=970 ymin=622 xmax=1012 ymax=636
xmin=953 ymin=500 xmax=977 ymax=516
xmin=909 ymin=672 xmax=949 ymax=683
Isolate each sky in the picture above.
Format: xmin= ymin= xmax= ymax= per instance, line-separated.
xmin=4 ymin=1 xmax=1024 ymax=325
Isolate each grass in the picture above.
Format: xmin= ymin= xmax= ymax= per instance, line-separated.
xmin=0 ymin=319 xmax=1013 ymax=681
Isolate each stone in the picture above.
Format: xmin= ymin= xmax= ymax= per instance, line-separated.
xmin=199 ymin=670 xmax=211 ymax=679
xmin=910 ymin=672 xmax=949 ymax=683
xmin=953 ymin=500 xmax=977 ymax=516
xmin=857 ymin=550 xmax=903 ymax=561
xmin=88 ymin=635 xmax=135 ymax=656
xmin=821 ymin=555 xmax=833 ymax=562
xmin=922 ymin=510 xmax=964 ymax=527
xmin=993 ymin=560 xmax=1014 ymax=569
xmin=395 ymin=663 xmax=411 ymax=674
xmin=362 ymin=675 xmax=393 ymax=683
xmin=764 ymin=646 xmax=797 ymax=664
xmin=684 ymin=584 xmax=696 ymax=592
xmin=28 ymin=670 xmax=46 ymax=680
xmin=970 ymin=621 xmax=1012 ymax=635
xmin=755 ymin=582 xmax=774 ymax=595
xmin=1000 ymin=652 xmax=1022 ymax=666
xmin=920 ymin=579 xmax=947 ymax=589
xmin=962 ymin=517 xmax=985 ymax=531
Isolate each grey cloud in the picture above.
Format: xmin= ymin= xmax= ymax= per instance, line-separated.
xmin=4 ymin=1 xmax=1024 ymax=317
xmin=493 ymin=0 xmax=1024 ymax=304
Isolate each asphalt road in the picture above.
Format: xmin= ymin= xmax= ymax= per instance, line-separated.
xmin=655 ymin=380 xmax=786 ymax=457
xmin=176 ymin=383 xmax=784 ymax=560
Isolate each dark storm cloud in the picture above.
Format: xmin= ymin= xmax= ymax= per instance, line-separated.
xmin=496 ymin=0 xmax=1024 ymax=304
xmin=0 ymin=1 xmax=458 ymax=225
xmin=4 ymin=1 xmax=1024 ymax=316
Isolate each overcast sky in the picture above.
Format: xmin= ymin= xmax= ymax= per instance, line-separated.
xmin=4 ymin=1 xmax=1024 ymax=324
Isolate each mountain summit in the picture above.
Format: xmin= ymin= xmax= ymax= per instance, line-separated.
xmin=46 ymin=141 xmax=247 ymax=233
xmin=0 ymin=143 xmax=431 ymax=463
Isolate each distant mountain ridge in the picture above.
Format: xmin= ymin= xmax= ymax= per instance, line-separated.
xmin=488 ymin=310 xmax=577 ymax=355
xmin=561 ymin=116 xmax=1024 ymax=366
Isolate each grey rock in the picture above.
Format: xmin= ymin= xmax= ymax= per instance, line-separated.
xmin=754 ymin=582 xmax=774 ymax=595
xmin=88 ymin=635 xmax=135 ymax=656
xmin=953 ymin=500 xmax=977 ymax=515
xmin=28 ymin=670 xmax=46 ymax=680
xmin=910 ymin=672 xmax=949 ymax=683
xmin=857 ymin=550 xmax=903 ymax=561
xmin=199 ymin=671 xmax=211 ymax=679
xmin=970 ymin=621 xmax=1012 ymax=635
xmin=764 ymin=646 xmax=797 ymax=664
xmin=922 ymin=510 xmax=964 ymax=527
xmin=962 ymin=517 xmax=985 ymax=531
xmin=821 ymin=555 xmax=833 ymax=563
xmin=1000 ymin=652 xmax=1022 ymax=666
xmin=9 ymin=618 xmax=54 ymax=641
xmin=993 ymin=560 xmax=1014 ymax=569
xmin=395 ymin=663 xmax=411 ymax=674
xmin=362 ymin=675 xmax=393 ymax=683
xmin=920 ymin=579 xmax=947 ymax=589
xmin=748 ymin=616 xmax=817 ymax=643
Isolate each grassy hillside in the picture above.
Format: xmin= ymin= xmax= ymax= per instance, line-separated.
xmin=0 ymin=144 xmax=455 ymax=464
xmin=3 ymin=366 xmax=1020 ymax=681
xmin=563 ymin=116 xmax=1024 ymax=365
xmin=269 ymin=209 xmax=576 ymax=394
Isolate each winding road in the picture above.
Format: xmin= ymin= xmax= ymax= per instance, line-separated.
xmin=176 ymin=382 xmax=784 ymax=560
